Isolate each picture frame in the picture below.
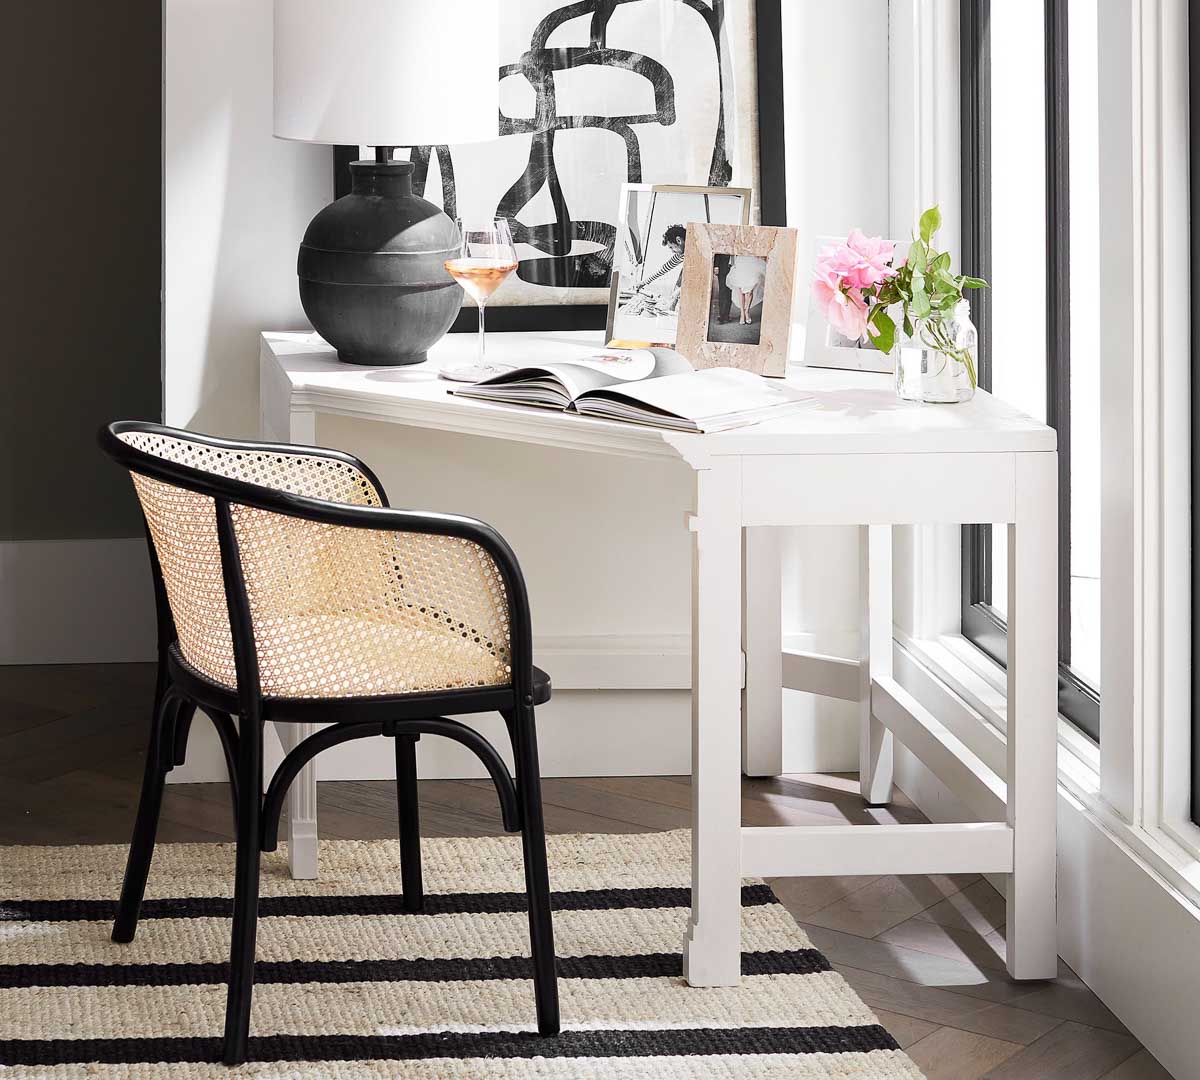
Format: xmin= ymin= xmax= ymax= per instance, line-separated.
xmin=676 ymin=222 xmax=798 ymax=377
xmin=606 ymin=184 xmax=752 ymax=348
xmin=803 ymin=235 xmax=903 ymax=373
xmin=333 ymin=0 xmax=788 ymax=333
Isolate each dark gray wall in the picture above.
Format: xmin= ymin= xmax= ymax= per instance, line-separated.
xmin=0 ymin=2 xmax=162 ymax=541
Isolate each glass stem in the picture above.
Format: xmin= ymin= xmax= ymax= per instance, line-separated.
xmin=477 ymin=301 xmax=486 ymax=368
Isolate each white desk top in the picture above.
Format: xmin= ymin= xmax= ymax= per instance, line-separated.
xmin=261 ymin=330 xmax=1056 ymax=465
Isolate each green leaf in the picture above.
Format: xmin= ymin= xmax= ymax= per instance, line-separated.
xmin=931 ymin=250 xmax=951 ymax=273
xmin=911 ymin=286 xmax=931 ymax=319
xmin=868 ymin=308 xmax=896 ymax=354
xmin=962 ymin=275 xmax=989 ymax=289
xmin=931 ymin=268 xmax=958 ymax=294
xmin=909 ymin=239 xmax=928 ymax=273
xmin=919 ymin=206 xmax=942 ymax=244
xmin=903 ymin=312 xmax=914 ymax=337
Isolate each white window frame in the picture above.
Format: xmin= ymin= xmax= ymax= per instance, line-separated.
xmin=887 ymin=0 xmax=1198 ymax=903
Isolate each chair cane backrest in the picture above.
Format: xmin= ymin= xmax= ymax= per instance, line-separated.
xmin=110 ymin=426 xmax=513 ymax=699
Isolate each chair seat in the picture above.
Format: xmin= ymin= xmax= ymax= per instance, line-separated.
xmin=167 ymin=640 xmax=551 ymax=723
xmin=234 ymin=612 xmax=511 ymax=699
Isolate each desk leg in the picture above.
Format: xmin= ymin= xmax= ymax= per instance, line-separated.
xmin=1006 ymin=452 xmax=1058 ymax=979
xmin=683 ymin=461 xmax=743 ymax=987
xmin=281 ymin=406 xmax=320 ymax=881
xmin=859 ymin=526 xmax=894 ymax=805
xmin=742 ymin=527 xmax=783 ymax=777
xmin=275 ymin=721 xmax=319 ymax=880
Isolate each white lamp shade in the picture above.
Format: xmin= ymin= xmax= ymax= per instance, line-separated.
xmin=274 ymin=0 xmax=500 ymax=147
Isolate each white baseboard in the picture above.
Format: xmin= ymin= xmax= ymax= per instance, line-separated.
xmin=0 ymin=539 xmax=156 ymax=664
xmin=892 ymin=648 xmax=1200 ymax=1080
xmin=169 ymin=633 xmax=694 ymax=783
xmin=170 ymin=688 xmax=693 ymax=783
xmin=170 ymin=631 xmax=859 ymax=783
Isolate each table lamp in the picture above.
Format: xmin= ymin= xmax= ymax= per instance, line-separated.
xmin=274 ymin=0 xmax=500 ymax=365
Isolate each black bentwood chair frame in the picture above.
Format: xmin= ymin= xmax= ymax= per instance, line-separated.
xmin=100 ymin=420 xmax=559 ymax=1066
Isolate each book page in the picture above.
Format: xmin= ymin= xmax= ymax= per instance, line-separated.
xmin=576 ymin=367 xmax=806 ymax=422
xmin=451 ymin=347 xmax=688 ymax=405
xmin=475 ymin=362 xmax=622 ymax=399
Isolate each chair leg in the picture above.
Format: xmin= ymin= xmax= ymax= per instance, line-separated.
xmin=171 ymin=702 xmax=196 ymax=767
xmin=506 ymin=705 xmax=560 ymax=1036
xmin=395 ymin=734 xmax=424 ymax=912
xmin=209 ymin=711 xmax=242 ymax=834
xmin=111 ymin=689 xmax=175 ymax=944
xmin=222 ymin=715 xmax=262 ymax=1066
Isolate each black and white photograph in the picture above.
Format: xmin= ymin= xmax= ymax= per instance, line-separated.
xmin=606 ymin=184 xmax=750 ymax=345
xmin=705 ymin=251 xmax=768 ymax=345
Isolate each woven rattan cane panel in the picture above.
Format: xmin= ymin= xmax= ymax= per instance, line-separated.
xmin=118 ymin=430 xmax=385 ymax=506
xmin=119 ymin=432 xmax=511 ymax=697
xmin=231 ymin=506 xmax=511 ymax=696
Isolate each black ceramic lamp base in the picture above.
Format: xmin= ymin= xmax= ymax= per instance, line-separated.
xmin=297 ymin=158 xmax=460 ymax=366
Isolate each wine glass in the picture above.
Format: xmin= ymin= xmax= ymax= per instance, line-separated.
xmin=440 ymin=218 xmax=519 ymax=383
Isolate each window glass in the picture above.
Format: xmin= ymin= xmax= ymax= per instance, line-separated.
xmin=1066 ymin=0 xmax=1101 ymax=689
xmin=987 ymin=0 xmax=1048 ymax=624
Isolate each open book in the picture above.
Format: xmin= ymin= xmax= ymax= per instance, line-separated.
xmin=450 ymin=348 xmax=807 ymax=433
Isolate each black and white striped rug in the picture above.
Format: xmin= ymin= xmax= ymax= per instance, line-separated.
xmin=0 ymin=830 xmax=922 ymax=1077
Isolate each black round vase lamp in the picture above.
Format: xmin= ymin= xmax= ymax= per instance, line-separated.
xmin=297 ymin=153 xmax=460 ymax=366
xmin=273 ymin=0 xmax=500 ymax=366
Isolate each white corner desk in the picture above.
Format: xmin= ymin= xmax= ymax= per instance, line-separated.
xmin=259 ymin=329 xmax=1059 ymax=984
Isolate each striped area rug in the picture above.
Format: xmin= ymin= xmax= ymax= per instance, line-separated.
xmin=0 ymin=830 xmax=923 ymax=1078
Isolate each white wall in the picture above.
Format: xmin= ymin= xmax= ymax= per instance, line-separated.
xmin=779 ymin=0 xmax=891 ymax=770
xmin=163 ymin=1 xmax=891 ymax=781
xmin=164 ymin=0 xmax=330 ymax=435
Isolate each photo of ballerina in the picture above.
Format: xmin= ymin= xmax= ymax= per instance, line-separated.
xmin=675 ymin=221 xmax=798 ymax=377
xmin=606 ymin=184 xmax=750 ymax=346
xmin=707 ymin=252 xmax=768 ymax=345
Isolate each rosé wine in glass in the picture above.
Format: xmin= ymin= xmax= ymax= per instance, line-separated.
xmin=440 ymin=218 xmax=519 ymax=383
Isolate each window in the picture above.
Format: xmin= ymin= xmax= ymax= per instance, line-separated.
xmin=959 ymin=0 xmax=1101 ymax=740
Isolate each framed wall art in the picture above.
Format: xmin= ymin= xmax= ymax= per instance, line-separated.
xmin=334 ymin=0 xmax=786 ymax=331
xmin=675 ymin=221 xmax=797 ymax=377
xmin=606 ymin=183 xmax=751 ymax=347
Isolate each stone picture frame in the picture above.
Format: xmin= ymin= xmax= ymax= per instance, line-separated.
xmin=675 ymin=222 xmax=797 ymax=377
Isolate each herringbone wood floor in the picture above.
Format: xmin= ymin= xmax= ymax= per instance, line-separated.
xmin=0 ymin=661 xmax=1174 ymax=1079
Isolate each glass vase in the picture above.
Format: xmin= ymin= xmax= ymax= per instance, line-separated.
xmin=894 ymin=301 xmax=978 ymax=404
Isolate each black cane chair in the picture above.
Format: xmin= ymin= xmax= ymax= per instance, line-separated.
xmin=100 ymin=421 xmax=559 ymax=1065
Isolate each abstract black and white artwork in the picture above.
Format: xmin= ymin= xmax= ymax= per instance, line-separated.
xmin=344 ymin=0 xmax=761 ymax=314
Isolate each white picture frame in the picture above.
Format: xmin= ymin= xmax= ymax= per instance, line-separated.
xmin=803 ymin=234 xmax=908 ymax=373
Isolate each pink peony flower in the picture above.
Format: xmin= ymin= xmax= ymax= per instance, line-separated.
xmin=812 ymin=270 xmax=869 ymax=341
xmin=815 ymin=235 xmax=896 ymax=293
xmin=811 ymin=228 xmax=899 ymax=342
xmin=845 ymin=229 xmax=898 ymax=289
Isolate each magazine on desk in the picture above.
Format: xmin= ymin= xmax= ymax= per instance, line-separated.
xmin=450 ymin=347 xmax=806 ymax=433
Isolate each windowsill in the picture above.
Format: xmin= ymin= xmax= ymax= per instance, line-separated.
xmin=896 ymin=629 xmax=1200 ymax=914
